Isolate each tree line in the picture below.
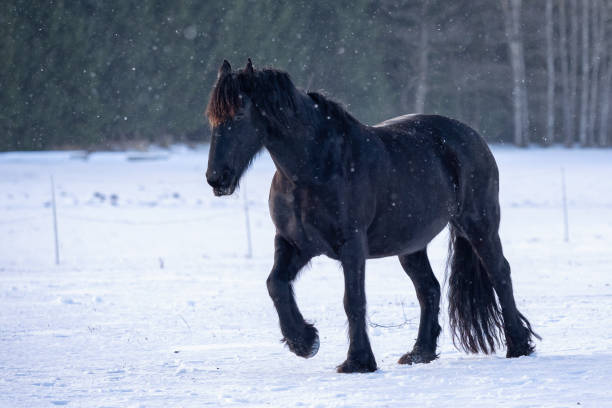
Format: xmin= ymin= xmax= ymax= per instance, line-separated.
xmin=1 ymin=0 xmax=611 ymax=150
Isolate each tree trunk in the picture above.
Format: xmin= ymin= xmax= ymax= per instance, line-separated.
xmin=414 ymin=0 xmax=430 ymax=113
xmin=578 ymin=0 xmax=590 ymax=146
xmin=600 ymin=56 xmax=612 ymax=147
xmin=545 ymin=0 xmax=555 ymax=145
xmin=501 ymin=0 xmax=529 ymax=146
xmin=558 ymin=0 xmax=571 ymax=146
xmin=599 ymin=6 xmax=612 ymax=148
xmin=588 ymin=0 xmax=607 ymax=144
xmin=567 ymin=0 xmax=579 ymax=146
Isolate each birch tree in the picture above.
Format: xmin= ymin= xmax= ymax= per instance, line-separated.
xmin=545 ymin=0 xmax=555 ymax=144
xmin=558 ymin=0 xmax=571 ymax=146
xmin=600 ymin=55 xmax=612 ymax=146
xmin=501 ymin=0 xmax=529 ymax=146
xmin=578 ymin=0 xmax=590 ymax=146
xmin=414 ymin=0 xmax=430 ymax=113
xmin=567 ymin=0 xmax=580 ymax=146
xmin=588 ymin=0 xmax=607 ymax=144
xmin=599 ymin=3 xmax=612 ymax=147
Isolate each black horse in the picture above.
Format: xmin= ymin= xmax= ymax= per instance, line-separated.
xmin=205 ymin=59 xmax=539 ymax=373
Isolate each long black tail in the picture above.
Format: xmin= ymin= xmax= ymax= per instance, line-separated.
xmin=447 ymin=226 xmax=504 ymax=354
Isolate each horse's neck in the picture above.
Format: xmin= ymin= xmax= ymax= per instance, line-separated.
xmin=264 ymin=94 xmax=345 ymax=184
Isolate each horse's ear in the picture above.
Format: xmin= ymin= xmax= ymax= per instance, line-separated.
xmin=245 ymin=58 xmax=254 ymax=75
xmin=219 ymin=59 xmax=231 ymax=77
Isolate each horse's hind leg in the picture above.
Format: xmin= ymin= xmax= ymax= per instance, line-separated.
xmin=456 ymin=215 xmax=538 ymax=357
xmin=397 ymin=250 xmax=441 ymax=364
xmin=266 ymin=234 xmax=319 ymax=358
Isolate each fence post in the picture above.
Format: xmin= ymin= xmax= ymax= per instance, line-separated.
xmin=243 ymin=177 xmax=253 ymax=258
xmin=50 ymin=175 xmax=60 ymax=264
xmin=561 ymin=167 xmax=569 ymax=242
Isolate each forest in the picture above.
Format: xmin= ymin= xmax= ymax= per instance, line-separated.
xmin=1 ymin=0 xmax=611 ymax=150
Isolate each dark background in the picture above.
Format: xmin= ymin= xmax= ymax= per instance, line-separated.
xmin=1 ymin=0 xmax=610 ymax=150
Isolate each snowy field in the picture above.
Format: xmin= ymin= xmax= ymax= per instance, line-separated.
xmin=1 ymin=146 xmax=612 ymax=407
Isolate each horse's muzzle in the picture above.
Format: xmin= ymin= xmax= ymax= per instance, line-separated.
xmin=207 ymin=168 xmax=236 ymax=196
xmin=212 ymin=184 xmax=236 ymax=196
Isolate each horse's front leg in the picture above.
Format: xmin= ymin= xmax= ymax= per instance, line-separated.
xmin=266 ymin=234 xmax=319 ymax=358
xmin=336 ymin=234 xmax=377 ymax=373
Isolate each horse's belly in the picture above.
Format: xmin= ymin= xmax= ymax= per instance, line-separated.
xmin=365 ymin=188 xmax=452 ymax=258
xmin=366 ymin=216 xmax=448 ymax=258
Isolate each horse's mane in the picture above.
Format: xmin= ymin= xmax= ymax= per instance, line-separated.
xmin=206 ymin=67 xmax=297 ymax=127
xmin=206 ymin=65 xmax=358 ymax=129
xmin=306 ymin=91 xmax=358 ymax=127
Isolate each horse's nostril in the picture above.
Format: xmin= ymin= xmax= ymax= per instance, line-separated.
xmin=206 ymin=171 xmax=221 ymax=187
xmin=206 ymin=168 xmax=233 ymax=188
xmin=222 ymin=169 xmax=232 ymax=182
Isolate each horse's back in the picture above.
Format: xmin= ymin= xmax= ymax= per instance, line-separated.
xmin=374 ymin=113 xmax=484 ymax=145
xmin=373 ymin=113 xmax=422 ymax=129
xmin=372 ymin=113 xmax=496 ymax=179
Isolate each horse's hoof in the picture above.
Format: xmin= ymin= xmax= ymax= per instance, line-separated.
xmin=336 ymin=356 xmax=377 ymax=373
xmin=398 ymin=351 xmax=437 ymax=365
xmin=305 ymin=334 xmax=320 ymax=358
xmin=506 ymin=342 xmax=534 ymax=358
xmin=282 ymin=324 xmax=319 ymax=358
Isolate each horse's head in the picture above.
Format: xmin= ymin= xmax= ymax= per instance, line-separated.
xmin=205 ymin=59 xmax=265 ymax=196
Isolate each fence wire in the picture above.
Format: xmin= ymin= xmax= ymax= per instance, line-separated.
xmin=60 ymin=213 xmax=229 ymax=225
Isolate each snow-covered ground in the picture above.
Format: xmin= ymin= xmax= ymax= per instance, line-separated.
xmin=1 ymin=146 xmax=611 ymax=407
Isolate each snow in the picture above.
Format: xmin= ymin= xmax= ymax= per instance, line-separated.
xmin=1 ymin=146 xmax=612 ymax=407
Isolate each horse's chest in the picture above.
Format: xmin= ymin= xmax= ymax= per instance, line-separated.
xmin=270 ymin=187 xmax=343 ymax=256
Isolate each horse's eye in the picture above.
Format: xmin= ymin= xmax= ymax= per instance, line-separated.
xmin=234 ymin=113 xmax=245 ymax=121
